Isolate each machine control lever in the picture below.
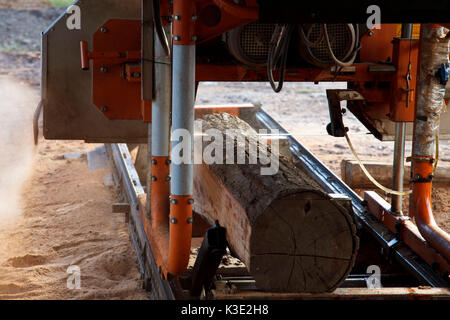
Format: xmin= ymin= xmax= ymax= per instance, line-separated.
xmin=326 ymin=89 xmax=365 ymax=137
xmin=189 ymin=221 xmax=227 ymax=298
xmin=436 ymin=62 xmax=450 ymax=86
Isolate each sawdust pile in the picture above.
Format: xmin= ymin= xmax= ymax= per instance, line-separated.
xmin=0 ymin=76 xmax=147 ymax=299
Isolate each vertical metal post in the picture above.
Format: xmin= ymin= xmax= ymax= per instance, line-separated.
xmin=167 ymin=0 xmax=196 ymax=275
xmin=171 ymin=44 xmax=195 ymax=196
xmin=150 ymin=23 xmax=172 ymax=229
xmin=391 ymin=24 xmax=412 ymax=215
xmin=391 ymin=122 xmax=406 ymax=214
xmin=152 ymin=25 xmax=172 ymax=159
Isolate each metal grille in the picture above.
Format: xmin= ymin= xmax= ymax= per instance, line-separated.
xmin=239 ymin=23 xmax=275 ymax=61
xmin=308 ymin=24 xmax=353 ymax=63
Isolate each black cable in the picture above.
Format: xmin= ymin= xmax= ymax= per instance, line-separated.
xmin=267 ymin=24 xmax=293 ymax=93
xmin=152 ymin=0 xmax=171 ymax=56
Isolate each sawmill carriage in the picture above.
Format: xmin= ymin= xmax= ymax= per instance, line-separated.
xmin=41 ymin=0 xmax=450 ymax=299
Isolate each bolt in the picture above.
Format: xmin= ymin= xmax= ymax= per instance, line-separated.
xmin=187 ymin=198 xmax=194 ymax=205
xmin=368 ymin=30 xmax=374 ymax=36
xmin=165 ymin=176 xmax=171 ymax=182
xmin=174 ymin=35 xmax=181 ymax=41
xmin=191 ymin=15 xmax=197 ymax=21
xmin=132 ymin=72 xmax=141 ymax=78
xmin=165 ymin=159 xmax=171 ymax=165
xmin=100 ymin=66 xmax=108 ymax=73
xmin=191 ymin=35 xmax=197 ymax=42
xmin=101 ymin=106 xmax=108 ymax=112
xmin=187 ymin=217 xmax=193 ymax=224
xmin=171 ymin=198 xmax=178 ymax=205
xmin=171 ymin=217 xmax=178 ymax=224
xmin=151 ymin=176 xmax=157 ymax=181
xmin=174 ymin=14 xmax=181 ymax=20
xmin=151 ymin=159 xmax=157 ymax=165
xmin=100 ymin=27 xmax=108 ymax=33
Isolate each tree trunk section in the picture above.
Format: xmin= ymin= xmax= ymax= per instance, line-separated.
xmin=193 ymin=113 xmax=358 ymax=293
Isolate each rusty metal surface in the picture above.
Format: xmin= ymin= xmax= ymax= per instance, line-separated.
xmin=42 ymin=0 xmax=148 ymax=143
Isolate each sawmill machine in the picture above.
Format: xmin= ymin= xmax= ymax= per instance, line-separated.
xmin=41 ymin=0 xmax=450 ymax=298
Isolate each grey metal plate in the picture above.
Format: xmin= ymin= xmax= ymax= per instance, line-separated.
xmin=42 ymin=0 xmax=148 ymax=143
xmin=374 ymin=109 xmax=450 ymax=141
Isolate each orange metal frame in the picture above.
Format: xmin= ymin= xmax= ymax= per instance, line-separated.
xmin=365 ymin=191 xmax=449 ymax=278
xmin=80 ymin=0 xmax=450 ymax=278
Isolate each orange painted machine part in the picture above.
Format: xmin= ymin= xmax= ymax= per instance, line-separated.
xmin=80 ymin=40 xmax=89 ymax=70
xmin=213 ymin=0 xmax=258 ymax=19
xmin=389 ymin=38 xmax=419 ymax=122
xmin=149 ymin=156 xmax=171 ymax=272
xmin=359 ymin=25 xmax=397 ymax=63
xmin=173 ymin=0 xmax=197 ymax=45
xmin=194 ymin=104 xmax=254 ymax=118
xmin=412 ymin=161 xmax=450 ymax=261
xmin=90 ymin=19 xmax=143 ymax=120
xmin=365 ymin=191 xmax=449 ymax=276
xmin=141 ymin=100 xmax=152 ymax=122
xmin=168 ymin=195 xmax=193 ymax=275
xmin=195 ymin=1 xmax=256 ymax=43
xmin=151 ymin=156 xmax=171 ymax=229
xmin=160 ymin=0 xmax=173 ymax=26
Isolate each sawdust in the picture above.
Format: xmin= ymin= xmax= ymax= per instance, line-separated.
xmin=0 ymin=75 xmax=147 ymax=299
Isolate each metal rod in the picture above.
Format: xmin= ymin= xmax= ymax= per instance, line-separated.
xmin=391 ymin=24 xmax=413 ymax=215
xmin=391 ymin=122 xmax=406 ymax=214
xmin=171 ymin=44 xmax=196 ymax=196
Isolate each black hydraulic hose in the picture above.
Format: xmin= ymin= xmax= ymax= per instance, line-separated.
xmin=267 ymin=24 xmax=294 ymax=93
xmin=152 ymin=0 xmax=171 ymax=56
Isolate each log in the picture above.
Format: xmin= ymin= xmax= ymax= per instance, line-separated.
xmin=341 ymin=159 xmax=450 ymax=189
xmin=193 ymin=113 xmax=358 ymax=293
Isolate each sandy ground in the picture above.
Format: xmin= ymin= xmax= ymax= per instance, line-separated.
xmin=0 ymin=75 xmax=147 ymax=299
xmin=0 ymin=2 xmax=148 ymax=300
xmin=0 ymin=1 xmax=448 ymax=300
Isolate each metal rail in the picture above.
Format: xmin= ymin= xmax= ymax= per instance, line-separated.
xmin=105 ymin=143 xmax=176 ymax=300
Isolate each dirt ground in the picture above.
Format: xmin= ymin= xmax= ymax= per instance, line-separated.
xmin=0 ymin=2 xmax=448 ymax=300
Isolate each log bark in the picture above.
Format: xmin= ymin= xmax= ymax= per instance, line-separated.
xmin=193 ymin=113 xmax=358 ymax=293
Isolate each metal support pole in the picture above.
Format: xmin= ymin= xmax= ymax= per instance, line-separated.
xmin=391 ymin=24 xmax=412 ymax=215
xmin=171 ymin=44 xmax=196 ymax=196
xmin=391 ymin=123 xmax=406 ymax=214
xmin=166 ymin=0 xmax=197 ymax=275
xmin=152 ymin=25 xmax=172 ymax=159
xmin=149 ymin=24 xmax=172 ymax=229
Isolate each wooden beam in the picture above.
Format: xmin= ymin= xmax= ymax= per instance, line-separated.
xmin=341 ymin=159 xmax=450 ymax=189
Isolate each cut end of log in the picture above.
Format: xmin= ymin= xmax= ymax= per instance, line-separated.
xmin=250 ymin=191 xmax=358 ymax=293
